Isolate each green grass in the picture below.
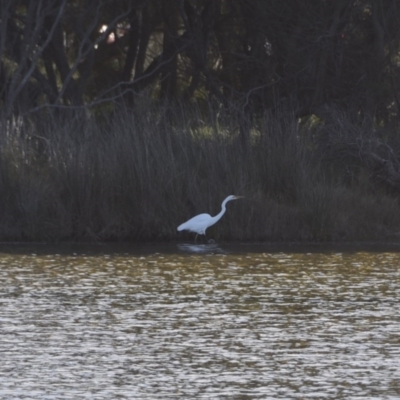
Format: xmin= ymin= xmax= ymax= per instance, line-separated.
xmin=0 ymin=103 xmax=400 ymax=242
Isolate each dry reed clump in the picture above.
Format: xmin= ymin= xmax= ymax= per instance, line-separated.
xmin=0 ymin=105 xmax=400 ymax=242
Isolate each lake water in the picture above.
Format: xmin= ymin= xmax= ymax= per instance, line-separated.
xmin=1 ymin=243 xmax=400 ymax=399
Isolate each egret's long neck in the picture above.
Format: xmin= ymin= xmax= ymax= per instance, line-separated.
xmin=211 ymin=198 xmax=230 ymax=225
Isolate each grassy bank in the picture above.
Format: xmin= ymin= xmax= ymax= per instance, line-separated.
xmin=0 ymin=104 xmax=400 ymax=242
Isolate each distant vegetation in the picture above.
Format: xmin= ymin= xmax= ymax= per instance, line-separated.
xmin=1 ymin=1 xmax=400 ymax=242
xmin=1 ymin=104 xmax=400 ymax=242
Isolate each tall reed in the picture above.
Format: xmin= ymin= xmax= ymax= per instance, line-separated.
xmin=0 ymin=103 xmax=399 ymax=242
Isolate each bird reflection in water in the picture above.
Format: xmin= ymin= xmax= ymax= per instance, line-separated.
xmin=177 ymin=240 xmax=226 ymax=254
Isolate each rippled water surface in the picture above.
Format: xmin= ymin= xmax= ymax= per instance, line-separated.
xmin=1 ymin=243 xmax=400 ymax=399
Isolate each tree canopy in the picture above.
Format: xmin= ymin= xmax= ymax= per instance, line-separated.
xmin=1 ymin=0 xmax=400 ymax=124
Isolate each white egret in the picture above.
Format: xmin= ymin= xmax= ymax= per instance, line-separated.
xmin=177 ymin=195 xmax=242 ymax=242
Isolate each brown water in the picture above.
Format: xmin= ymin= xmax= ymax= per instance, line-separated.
xmin=1 ymin=243 xmax=400 ymax=399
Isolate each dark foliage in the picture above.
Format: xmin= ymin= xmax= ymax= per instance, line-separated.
xmin=1 ymin=1 xmax=400 ymax=242
xmin=1 ymin=0 xmax=399 ymax=123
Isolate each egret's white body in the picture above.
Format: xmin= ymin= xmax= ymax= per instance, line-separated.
xmin=177 ymin=195 xmax=241 ymax=241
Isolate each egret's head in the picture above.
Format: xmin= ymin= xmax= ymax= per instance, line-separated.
xmin=227 ymin=195 xmax=243 ymax=201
